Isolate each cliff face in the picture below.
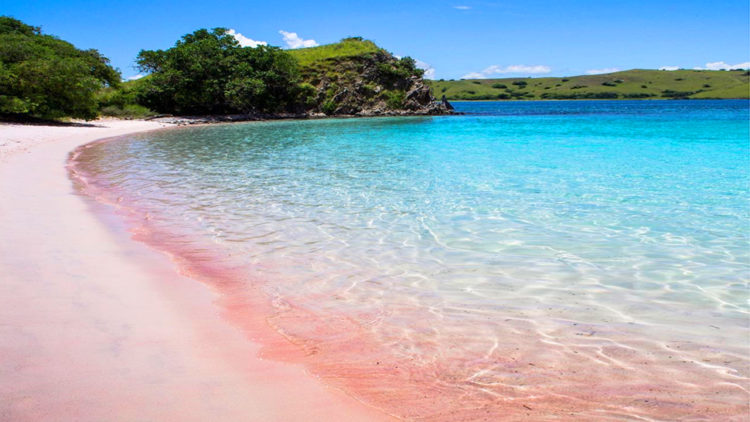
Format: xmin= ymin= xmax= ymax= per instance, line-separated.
xmin=298 ymin=48 xmax=452 ymax=116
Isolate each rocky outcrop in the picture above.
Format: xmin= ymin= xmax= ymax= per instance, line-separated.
xmin=300 ymin=51 xmax=454 ymax=116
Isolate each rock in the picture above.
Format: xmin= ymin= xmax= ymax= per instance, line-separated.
xmin=302 ymin=50 xmax=455 ymax=117
xmin=441 ymin=95 xmax=455 ymax=111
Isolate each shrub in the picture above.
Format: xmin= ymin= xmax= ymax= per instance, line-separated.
xmin=491 ymin=83 xmax=507 ymax=89
xmin=377 ymin=56 xmax=424 ymax=83
xmin=561 ymin=78 xmax=569 ymax=82
xmin=602 ymin=81 xmax=617 ymax=87
xmin=100 ymin=104 xmax=155 ymax=119
xmin=321 ymin=99 xmax=337 ymax=115
xmin=384 ymin=90 xmax=405 ymax=109
xmin=541 ymin=91 xmax=619 ymax=99
xmin=296 ymin=82 xmax=318 ymax=108
xmin=472 ymin=81 xmax=481 ymax=85
xmin=512 ymin=80 xmax=527 ymax=87
xmin=661 ymin=89 xmax=698 ymax=98
xmin=623 ymin=93 xmax=654 ymax=98
xmin=641 ymin=85 xmax=648 ymax=88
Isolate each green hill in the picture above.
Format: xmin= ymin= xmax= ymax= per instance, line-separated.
xmin=428 ymin=69 xmax=750 ymax=100
xmin=285 ymin=37 xmax=449 ymax=115
xmin=286 ymin=37 xmax=381 ymax=67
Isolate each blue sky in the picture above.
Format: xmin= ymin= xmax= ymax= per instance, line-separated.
xmin=7 ymin=0 xmax=750 ymax=80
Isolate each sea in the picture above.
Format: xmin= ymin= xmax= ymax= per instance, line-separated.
xmin=70 ymin=100 xmax=749 ymax=420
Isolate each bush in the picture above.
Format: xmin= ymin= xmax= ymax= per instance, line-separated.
xmin=623 ymin=93 xmax=654 ymax=98
xmin=472 ymin=81 xmax=481 ymax=85
xmin=602 ymin=81 xmax=617 ymax=87
xmin=384 ymin=90 xmax=405 ymax=109
xmin=491 ymin=83 xmax=507 ymax=89
xmin=321 ymin=99 xmax=337 ymax=115
xmin=512 ymin=80 xmax=527 ymax=87
xmin=661 ymin=89 xmax=698 ymax=98
xmin=377 ymin=56 xmax=423 ymax=83
xmin=296 ymin=82 xmax=318 ymax=108
xmin=0 ymin=16 xmax=120 ymax=120
xmin=541 ymin=91 xmax=619 ymax=99
xmin=100 ymin=104 xmax=155 ymax=119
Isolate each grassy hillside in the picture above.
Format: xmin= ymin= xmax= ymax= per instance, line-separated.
xmin=287 ymin=37 xmax=381 ymax=67
xmin=428 ymin=69 xmax=750 ymax=100
xmin=284 ymin=38 xmax=446 ymax=115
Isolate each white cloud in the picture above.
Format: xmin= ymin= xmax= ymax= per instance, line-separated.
xmin=454 ymin=5 xmax=471 ymax=10
xmin=126 ymin=74 xmax=145 ymax=81
xmin=695 ymin=61 xmax=750 ymax=70
xmin=415 ymin=59 xmax=436 ymax=79
xmin=585 ymin=67 xmax=620 ymax=75
xmin=279 ymin=30 xmax=318 ymax=49
xmin=461 ymin=64 xmax=551 ymax=79
xmin=227 ymin=29 xmax=267 ymax=48
xmin=659 ymin=66 xmax=680 ymax=71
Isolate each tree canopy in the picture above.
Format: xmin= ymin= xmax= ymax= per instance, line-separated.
xmin=136 ymin=28 xmax=305 ymax=115
xmin=0 ymin=16 xmax=120 ymax=120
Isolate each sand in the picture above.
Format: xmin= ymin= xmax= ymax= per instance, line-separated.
xmin=0 ymin=120 xmax=390 ymax=421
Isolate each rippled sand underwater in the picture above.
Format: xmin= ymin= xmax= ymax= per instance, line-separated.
xmin=71 ymin=100 xmax=749 ymax=420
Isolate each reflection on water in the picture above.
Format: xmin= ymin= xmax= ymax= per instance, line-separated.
xmin=72 ymin=101 xmax=750 ymax=420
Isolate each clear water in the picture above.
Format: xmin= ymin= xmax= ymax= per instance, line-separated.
xmin=72 ymin=100 xmax=750 ymax=420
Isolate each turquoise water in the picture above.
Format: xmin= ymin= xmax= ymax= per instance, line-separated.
xmin=73 ymin=100 xmax=749 ymax=419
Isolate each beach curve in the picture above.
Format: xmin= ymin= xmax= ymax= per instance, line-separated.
xmin=0 ymin=120 xmax=392 ymax=422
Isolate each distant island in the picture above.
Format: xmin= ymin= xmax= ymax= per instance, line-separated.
xmin=429 ymin=69 xmax=750 ymax=100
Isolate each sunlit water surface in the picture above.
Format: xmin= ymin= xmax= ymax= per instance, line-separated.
xmin=72 ymin=100 xmax=749 ymax=420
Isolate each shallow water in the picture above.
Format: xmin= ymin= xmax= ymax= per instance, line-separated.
xmin=72 ymin=100 xmax=750 ymax=420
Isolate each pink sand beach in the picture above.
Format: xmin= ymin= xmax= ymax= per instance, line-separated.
xmin=0 ymin=120 xmax=391 ymax=421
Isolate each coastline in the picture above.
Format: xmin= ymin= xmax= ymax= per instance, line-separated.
xmin=0 ymin=120 xmax=391 ymax=421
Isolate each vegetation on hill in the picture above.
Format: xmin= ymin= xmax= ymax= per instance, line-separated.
xmin=287 ymin=37 xmax=380 ymax=67
xmin=0 ymin=16 xmax=120 ymax=120
xmin=288 ymin=37 xmax=444 ymax=115
xmin=428 ymin=69 xmax=750 ymax=100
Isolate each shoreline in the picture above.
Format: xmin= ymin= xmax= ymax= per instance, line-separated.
xmin=0 ymin=120 xmax=391 ymax=421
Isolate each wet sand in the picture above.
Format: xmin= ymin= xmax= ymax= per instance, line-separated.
xmin=0 ymin=120 xmax=390 ymax=421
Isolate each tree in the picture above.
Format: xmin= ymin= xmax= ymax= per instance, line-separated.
xmin=0 ymin=16 xmax=120 ymax=120
xmin=136 ymin=28 xmax=303 ymax=115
